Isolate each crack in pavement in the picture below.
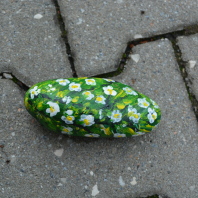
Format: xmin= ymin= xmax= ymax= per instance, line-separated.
xmin=51 ymin=0 xmax=78 ymax=77
xmin=0 ymin=72 xmax=29 ymax=91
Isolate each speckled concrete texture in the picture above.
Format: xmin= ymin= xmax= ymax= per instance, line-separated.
xmin=1 ymin=0 xmax=198 ymax=198
xmin=0 ymin=0 xmax=72 ymax=86
xmin=178 ymin=34 xmax=198 ymax=99
xmin=58 ymin=0 xmax=198 ymax=76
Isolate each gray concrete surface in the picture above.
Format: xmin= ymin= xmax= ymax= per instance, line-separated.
xmin=59 ymin=0 xmax=198 ymax=76
xmin=178 ymin=34 xmax=198 ymax=99
xmin=0 ymin=0 xmax=198 ymax=198
xmin=0 ymin=0 xmax=72 ymax=86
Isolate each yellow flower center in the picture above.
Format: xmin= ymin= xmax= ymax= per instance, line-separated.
xmin=32 ymin=91 xmax=35 ymax=94
xmin=128 ymin=112 xmax=139 ymax=119
xmin=72 ymin=85 xmax=78 ymax=89
xmin=113 ymin=114 xmax=120 ymax=118
xmin=126 ymin=88 xmax=131 ymax=92
xmin=96 ymin=97 xmax=103 ymax=102
xmin=133 ymin=114 xmax=139 ymax=119
xmin=143 ymin=102 xmax=148 ymax=107
xmin=152 ymin=114 xmax=157 ymax=120
xmin=60 ymin=80 xmax=65 ymax=83
xmin=63 ymin=128 xmax=69 ymax=133
xmin=50 ymin=106 xmax=55 ymax=112
xmin=66 ymin=116 xmax=73 ymax=121
xmin=88 ymin=80 xmax=94 ymax=83
xmin=107 ymin=89 xmax=113 ymax=95
xmin=84 ymin=91 xmax=90 ymax=96
xmin=84 ymin=119 xmax=90 ymax=125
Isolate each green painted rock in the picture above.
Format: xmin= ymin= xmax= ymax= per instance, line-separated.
xmin=24 ymin=77 xmax=161 ymax=138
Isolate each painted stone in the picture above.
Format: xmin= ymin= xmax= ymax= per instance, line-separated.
xmin=24 ymin=77 xmax=161 ymax=138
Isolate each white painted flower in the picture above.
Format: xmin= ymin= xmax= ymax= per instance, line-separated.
xmin=147 ymin=108 xmax=157 ymax=123
xmin=47 ymin=84 xmax=56 ymax=92
xmin=30 ymin=86 xmax=41 ymax=99
xmin=110 ymin=110 xmax=122 ymax=123
xmin=123 ymin=87 xmax=137 ymax=95
xmin=46 ymin=102 xmax=60 ymax=117
xmin=65 ymin=110 xmax=73 ymax=115
xmin=61 ymin=115 xmax=75 ymax=124
xmin=56 ymin=79 xmax=70 ymax=86
xmin=95 ymin=95 xmax=106 ymax=104
xmin=82 ymin=91 xmax=94 ymax=100
xmin=99 ymin=109 xmax=103 ymax=119
xmin=103 ymin=78 xmax=115 ymax=82
xmin=128 ymin=105 xmax=141 ymax=123
xmin=84 ymin=133 xmax=100 ymax=138
xmin=150 ymin=99 xmax=159 ymax=108
xmin=69 ymin=82 xmax=82 ymax=91
xmin=61 ymin=126 xmax=73 ymax=135
xmin=85 ymin=79 xmax=96 ymax=85
xmin=103 ymin=86 xmax=117 ymax=96
xmin=80 ymin=114 xmax=95 ymax=126
xmin=62 ymin=96 xmax=72 ymax=104
xmin=114 ymin=133 xmax=126 ymax=138
xmin=138 ymin=98 xmax=150 ymax=108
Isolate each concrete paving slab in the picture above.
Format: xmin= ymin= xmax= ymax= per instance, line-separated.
xmin=0 ymin=0 xmax=72 ymax=86
xmin=111 ymin=39 xmax=198 ymax=198
xmin=58 ymin=0 xmax=198 ymax=76
xmin=1 ymin=40 xmax=197 ymax=198
xmin=177 ymin=34 xmax=198 ymax=99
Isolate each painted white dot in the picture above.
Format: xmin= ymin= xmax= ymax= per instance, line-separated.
xmin=34 ymin=14 xmax=43 ymax=19
xmin=119 ymin=176 xmax=125 ymax=187
xmin=127 ymin=167 xmax=131 ymax=170
xmin=130 ymin=177 xmax=137 ymax=185
xmin=11 ymin=132 xmax=15 ymax=136
xmin=54 ymin=148 xmax=64 ymax=157
xmin=92 ymin=183 xmax=99 ymax=196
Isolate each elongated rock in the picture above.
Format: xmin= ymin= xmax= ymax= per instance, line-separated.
xmin=24 ymin=77 xmax=161 ymax=137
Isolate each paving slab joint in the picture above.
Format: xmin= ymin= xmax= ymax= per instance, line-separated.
xmin=51 ymin=0 xmax=78 ymax=77
xmin=167 ymin=34 xmax=198 ymax=121
xmin=0 ymin=72 xmax=29 ymax=91
xmin=92 ymin=25 xmax=198 ymax=121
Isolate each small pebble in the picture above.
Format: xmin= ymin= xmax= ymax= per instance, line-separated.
xmin=54 ymin=148 xmax=64 ymax=157
xmin=92 ymin=183 xmax=99 ymax=196
xmin=3 ymin=73 xmax=12 ymax=79
xmin=131 ymin=54 xmax=140 ymax=63
xmin=119 ymin=176 xmax=125 ymax=187
xmin=34 ymin=14 xmax=43 ymax=19
xmin=134 ymin=34 xmax=143 ymax=39
xmin=188 ymin=60 xmax=196 ymax=69
xmin=90 ymin=171 xmax=94 ymax=176
xmin=130 ymin=177 xmax=137 ymax=185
